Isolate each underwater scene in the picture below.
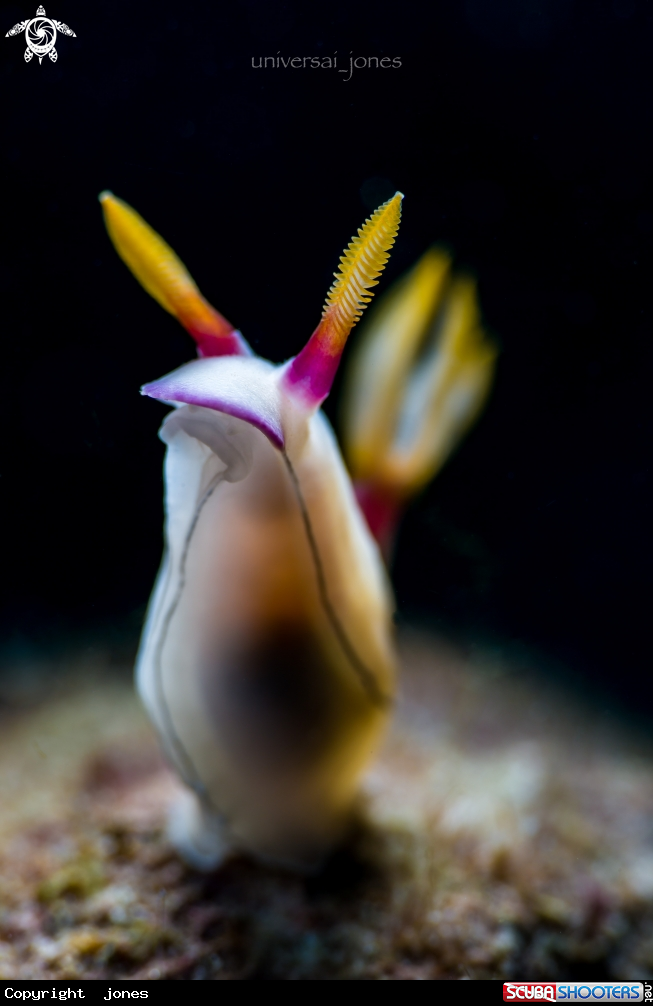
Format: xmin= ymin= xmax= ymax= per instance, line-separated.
xmin=1 ymin=0 xmax=652 ymax=983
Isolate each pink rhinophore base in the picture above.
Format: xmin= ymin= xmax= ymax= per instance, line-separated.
xmin=281 ymin=326 xmax=341 ymax=408
xmin=192 ymin=326 xmax=251 ymax=359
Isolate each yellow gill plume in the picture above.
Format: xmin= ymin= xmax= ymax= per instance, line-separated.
xmin=342 ymin=247 xmax=496 ymax=497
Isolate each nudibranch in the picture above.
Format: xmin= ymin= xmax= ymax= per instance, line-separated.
xmin=341 ymin=248 xmax=496 ymax=556
xmin=100 ymin=191 xmax=402 ymax=869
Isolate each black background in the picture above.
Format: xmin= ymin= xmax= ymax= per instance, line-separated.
xmin=0 ymin=0 xmax=651 ymax=708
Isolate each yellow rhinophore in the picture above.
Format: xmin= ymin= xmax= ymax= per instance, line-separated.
xmin=282 ymin=192 xmax=403 ymax=405
xmin=99 ymin=191 xmax=246 ymax=357
xmin=320 ymin=192 xmax=403 ymax=351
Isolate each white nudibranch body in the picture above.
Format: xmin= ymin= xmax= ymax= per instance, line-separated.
xmin=100 ymin=191 xmax=404 ymax=869
xmin=136 ymin=359 xmax=395 ymax=868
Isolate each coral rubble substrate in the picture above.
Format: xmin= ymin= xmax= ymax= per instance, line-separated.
xmin=0 ymin=633 xmax=652 ymax=980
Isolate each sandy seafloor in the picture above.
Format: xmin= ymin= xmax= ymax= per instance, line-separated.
xmin=0 ymin=631 xmax=652 ymax=981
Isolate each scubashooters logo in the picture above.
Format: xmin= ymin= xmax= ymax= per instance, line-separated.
xmin=5 ymin=5 xmax=76 ymax=64
xmin=503 ymin=984 xmax=644 ymax=1002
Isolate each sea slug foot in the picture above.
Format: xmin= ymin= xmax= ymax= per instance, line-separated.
xmin=168 ymin=789 xmax=233 ymax=872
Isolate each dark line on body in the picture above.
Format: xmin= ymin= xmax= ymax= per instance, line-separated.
xmin=152 ymin=472 xmax=224 ymax=802
xmin=282 ymin=452 xmax=391 ymax=709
